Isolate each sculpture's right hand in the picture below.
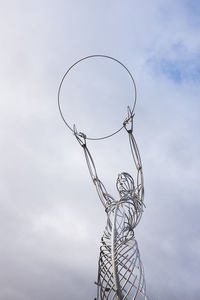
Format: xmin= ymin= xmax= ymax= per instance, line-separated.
xmin=73 ymin=124 xmax=86 ymax=147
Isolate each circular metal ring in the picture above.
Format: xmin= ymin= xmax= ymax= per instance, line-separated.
xmin=58 ymin=54 xmax=137 ymax=140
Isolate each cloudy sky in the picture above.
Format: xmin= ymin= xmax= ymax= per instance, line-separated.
xmin=1 ymin=0 xmax=200 ymax=299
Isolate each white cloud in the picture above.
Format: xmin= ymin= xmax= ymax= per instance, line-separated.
xmin=0 ymin=0 xmax=200 ymax=299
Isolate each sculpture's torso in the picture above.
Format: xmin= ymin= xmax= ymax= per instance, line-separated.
xmin=97 ymin=181 xmax=147 ymax=300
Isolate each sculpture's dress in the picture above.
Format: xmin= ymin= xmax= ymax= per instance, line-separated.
xmin=97 ymin=173 xmax=147 ymax=300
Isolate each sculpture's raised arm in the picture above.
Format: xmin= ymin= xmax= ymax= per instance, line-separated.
xmin=123 ymin=107 xmax=144 ymax=205
xmin=73 ymin=125 xmax=114 ymax=208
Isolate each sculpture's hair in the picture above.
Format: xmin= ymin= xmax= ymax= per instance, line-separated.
xmin=116 ymin=172 xmax=135 ymax=197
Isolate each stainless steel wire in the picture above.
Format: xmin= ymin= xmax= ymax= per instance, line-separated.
xmin=73 ymin=112 xmax=147 ymax=300
xmin=58 ymin=56 xmax=147 ymax=299
xmin=58 ymin=55 xmax=137 ymax=140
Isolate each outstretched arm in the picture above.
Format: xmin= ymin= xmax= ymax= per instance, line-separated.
xmin=73 ymin=126 xmax=114 ymax=208
xmin=123 ymin=108 xmax=144 ymax=205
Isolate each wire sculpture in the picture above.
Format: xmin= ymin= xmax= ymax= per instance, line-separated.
xmin=58 ymin=55 xmax=147 ymax=300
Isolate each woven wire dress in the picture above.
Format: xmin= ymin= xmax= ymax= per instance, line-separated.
xmin=74 ymin=113 xmax=147 ymax=300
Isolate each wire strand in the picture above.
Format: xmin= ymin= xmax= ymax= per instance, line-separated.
xmin=58 ymin=54 xmax=137 ymax=140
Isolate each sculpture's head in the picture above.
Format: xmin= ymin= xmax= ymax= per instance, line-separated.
xmin=116 ymin=172 xmax=135 ymax=197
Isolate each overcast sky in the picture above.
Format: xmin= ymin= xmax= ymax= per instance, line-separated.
xmin=1 ymin=1 xmax=200 ymax=299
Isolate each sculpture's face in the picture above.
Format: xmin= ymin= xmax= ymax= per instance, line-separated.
xmin=116 ymin=172 xmax=135 ymax=197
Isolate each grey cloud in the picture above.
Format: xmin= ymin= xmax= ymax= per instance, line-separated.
xmin=1 ymin=1 xmax=200 ymax=299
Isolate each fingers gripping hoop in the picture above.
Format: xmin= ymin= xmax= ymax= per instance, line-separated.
xmin=58 ymin=55 xmax=137 ymax=140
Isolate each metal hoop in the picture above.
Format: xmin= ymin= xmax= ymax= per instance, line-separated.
xmin=58 ymin=54 xmax=137 ymax=140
